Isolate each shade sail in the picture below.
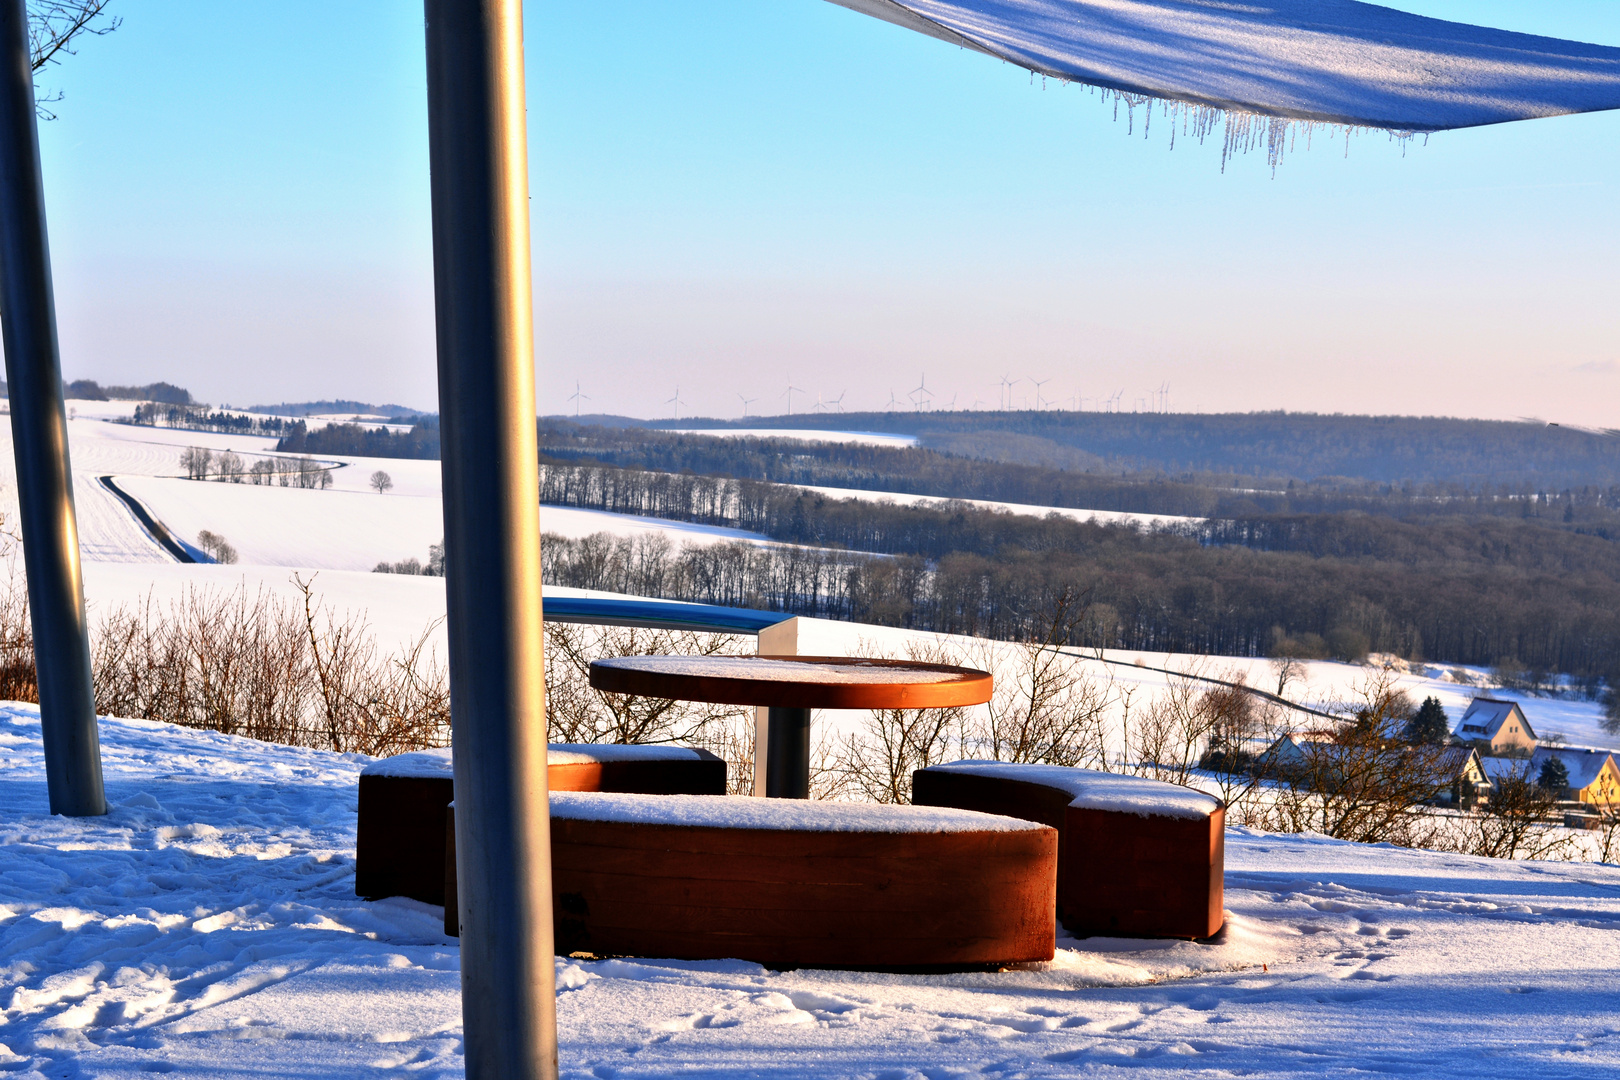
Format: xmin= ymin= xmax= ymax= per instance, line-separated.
xmin=828 ymin=0 xmax=1620 ymax=131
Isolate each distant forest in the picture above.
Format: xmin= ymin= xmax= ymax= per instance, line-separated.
xmin=537 ymin=460 xmax=1620 ymax=682
xmin=276 ymin=418 xmax=439 ymax=459
xmin=64 ymin=380 xmax=193 ymax=404
xmin=536 ymin=421 xmax=1620 ymax=528
xmin=640 ymin=410 xmax=1620 ymax=490
xmin=248 ymin=400 xmax=425 ymax=419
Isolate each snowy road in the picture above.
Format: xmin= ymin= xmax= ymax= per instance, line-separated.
xmin=3 ymin=706 xmax=1620 ymax=1078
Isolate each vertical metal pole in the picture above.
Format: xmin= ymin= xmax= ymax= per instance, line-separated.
xmin=424 ymin=1 xmax=556 ymax=1078
xmin=765 ymin=707 xmax=811 ymax=799
xmin=0 ymin=0 xmax=104 ymax=817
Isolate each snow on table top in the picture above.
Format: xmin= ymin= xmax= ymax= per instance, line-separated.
xmin=360 ymin=743 xmax=708 ymax=777
xmin=550 ymin=792 xmax=1047 ymax=833
xmin=591 ymin=654 xmax=978 ymax=684
xmin=831 ymin=0 xmax=1620 ymax=131
xmin=928 ymin=760 xmax=1222 ymax=819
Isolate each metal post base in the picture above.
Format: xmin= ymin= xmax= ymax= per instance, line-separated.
xmin=765 ymin=707 xmax=811 ymax=799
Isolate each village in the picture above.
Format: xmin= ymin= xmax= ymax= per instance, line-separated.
xmin=1264 ymin=693 xmax=1620 ymax=828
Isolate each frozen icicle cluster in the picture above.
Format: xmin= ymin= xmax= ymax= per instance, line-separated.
xmin=1088 ymin=81 xmax=1422 ymax=174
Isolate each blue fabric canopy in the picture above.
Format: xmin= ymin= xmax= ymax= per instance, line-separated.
xmin=828 ymin=0 xmax=1620 ymax=131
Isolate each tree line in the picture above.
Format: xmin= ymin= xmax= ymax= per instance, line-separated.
xmin=277 ymin=418 xmax=440 ymax=459
xmin=536 ymin=461 xmax=1620 ymax=680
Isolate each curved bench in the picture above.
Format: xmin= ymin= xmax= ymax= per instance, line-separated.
xmin=912 ymin=761 xmax=1225 ymax=940
xmin=539 ymin=793 xmax=1056 ymax=969
xmin=355 ymin=744 xmax=725 ymax=905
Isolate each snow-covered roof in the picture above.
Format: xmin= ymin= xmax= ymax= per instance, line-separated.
xmin=549 ymin=792 xmax=1048 ymax=833
xmin=360 ymin=743 xmax=709 ymax=778
xmin=830 ymin=0 xmax=1620 ymax=132
xmin=925 ymin=760 xmax=1221 ymax=820
xmin=1453 ymin=698 xmax=1535 ymax=742
xmin=1528 ymin=747 xmax=1617 ymax=791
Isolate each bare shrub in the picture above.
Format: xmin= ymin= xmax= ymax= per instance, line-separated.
xmin=90 ymin=577 xmax=449 ymax=756
xmin=835 ymin=640 xmax=970 ymax=804
xmin=970 ymin=637 xmax=1112 ymax=770
xmin=1435 ymin=761 xmax=1572 ymax=861
xmin=1248 ymin=667 xmax=1455 ymax=846
xmin=542 ymin=621 xmax=754 ymax=791
xmin=0 ymin=566 xmax=36 ymax=703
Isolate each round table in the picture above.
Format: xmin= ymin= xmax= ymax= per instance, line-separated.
xmin=588 ymin=655 xmax=994 ymax=798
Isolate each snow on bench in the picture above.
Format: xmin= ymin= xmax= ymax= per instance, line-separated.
xmin=450 ymin=791 xmax=1057 ymax=969
xmin=355 ymin=744 xmax=726 ymax=907
xmin=913 ymin=761 xmax=1226 ymax=941
xmin=548 ymin=791 xmax=1047 ymax=833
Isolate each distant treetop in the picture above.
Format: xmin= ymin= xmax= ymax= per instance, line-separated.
xmin=64 ymin=379 xmax=192 ymax=405
xmin=245 ymin=400 xmax=428 ymax=420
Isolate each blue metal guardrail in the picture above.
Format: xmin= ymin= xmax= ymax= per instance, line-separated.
xmin=541 ymin=595 xmax=790 ymax=636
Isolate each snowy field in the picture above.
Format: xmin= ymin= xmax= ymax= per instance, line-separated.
xmin=4 ymin=704 xmax=1620 ymax=1078
xmin=660 ymin=427 xmax=918 ymax=448
xmin=793 ymin=484 xmax=1204 ymax=530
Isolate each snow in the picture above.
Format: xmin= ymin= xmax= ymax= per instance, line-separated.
xmin=794 ymin=482 xmax=1202 ymax=529
xmin=361 ymin=744 xmax=709 ymax=778
xmin=593 ymin=654 xmax=982 ymax=685
xmin=928 ymin=760 xmax=1223 ymax=819
xmin=5 ymin=704 xmax=1620 ymax=1076
xmin=831 ymin=0 xmax=1620 ymax=132
xmin=660 ymin=427 xmax=919 ymax=448
xmin=550 ymin=791 xmax=1046 ymax=833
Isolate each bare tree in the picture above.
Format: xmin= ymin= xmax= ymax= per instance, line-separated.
xmin=28 ymin=1 xmax=120 ymax=117
xmin=179 ymin=446 xmax=211 ymax=480
xmin=215 ymin=450 xmax=242 ymax=482
xmin=369 ymin=470 xmax=393 ymax=495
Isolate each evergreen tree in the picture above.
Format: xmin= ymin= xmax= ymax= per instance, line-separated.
xmin=1537 ymin=755 xmax=1570 ymax=794
xmin=1403 ymin=696 xmax=1450 ymax=744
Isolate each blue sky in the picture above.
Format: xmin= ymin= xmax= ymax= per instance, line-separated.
xmin=34 ymin=1 xmax=1620 ymax=426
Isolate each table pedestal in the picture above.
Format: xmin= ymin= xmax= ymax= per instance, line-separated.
xmin=764 ymin=707 xmax=810 ymax=799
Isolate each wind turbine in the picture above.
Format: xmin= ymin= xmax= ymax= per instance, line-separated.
xmin=1031 ymin=377 xmax=1051 ymax=410
xmin=811 ymin=392 xmax=829 ymax=413
xmin=998 ymin=374 xmax=1020 ymax=410
xmin=666 ymin=386 xmax=686 ymax=420
xmin=782 ymin=383 xmax=804 ymax=415
xmin=943 ymin=393 xmax=957 ymax=411
xmin=830 ymin=390 xmax=846 ymax=413
xmin=738 ymin=393 xmax=757 ymax=417
xmin=885 ymin=388 xmax=903 ymax=411
xmin=910 ymin=372 xmax=933 ymax=411
xmin=567 ymin=380 xmax=589 ymax=418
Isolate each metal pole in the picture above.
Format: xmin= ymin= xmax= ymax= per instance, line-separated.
xmin=765 ymin=707 xmax=811 ymax=798
xmin=0 ymin=0 xmax=104 ymax=817
xmin=423 ymin=1 xmax=556 ymax=1077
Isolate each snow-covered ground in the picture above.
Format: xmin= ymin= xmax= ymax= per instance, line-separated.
xmin=660 ymin=427 xmax=918 ymax=448
xmin=4 ymin=703 xmax=1620 ymax=1078
xmin=793 ymin=483 xmax=1204 ymax=530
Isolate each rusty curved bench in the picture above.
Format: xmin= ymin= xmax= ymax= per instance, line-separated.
xmin=539 ymin=793 xmax=1056 ymax=969
xmin=355 ymin=744 xmax=725 ymax=905
xmin=912 ymin=761 xmax=1225 ymax=940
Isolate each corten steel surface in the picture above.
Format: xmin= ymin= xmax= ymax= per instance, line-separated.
xmin=0 ymin=0 xmax=104 ymax=817
xmin=588 ymin=655 xmax=993 ymax=710
xmin=354 ymin=751 xmax=727 ymax=906
xmin=912 ymin=769 xmax=1226 ymax=940
xmin=423 ymin=0 xmax=553 ymax=1074
xmin=541 ymin=816 xmax=1055 ymax=969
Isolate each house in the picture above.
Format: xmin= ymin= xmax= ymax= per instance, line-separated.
xmin=1478 ymin=747 xmax=1620 ymax=806
xmin=1452 ymin=698 xmax=1537 ymax=756
xmin=1433 ymin=746 xmax=1489 ymax=810
xmin=1256 ymin=733 xmax=1483 ymax=806
xmin=1534 ymin=747 xmax=1620 ymax=806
